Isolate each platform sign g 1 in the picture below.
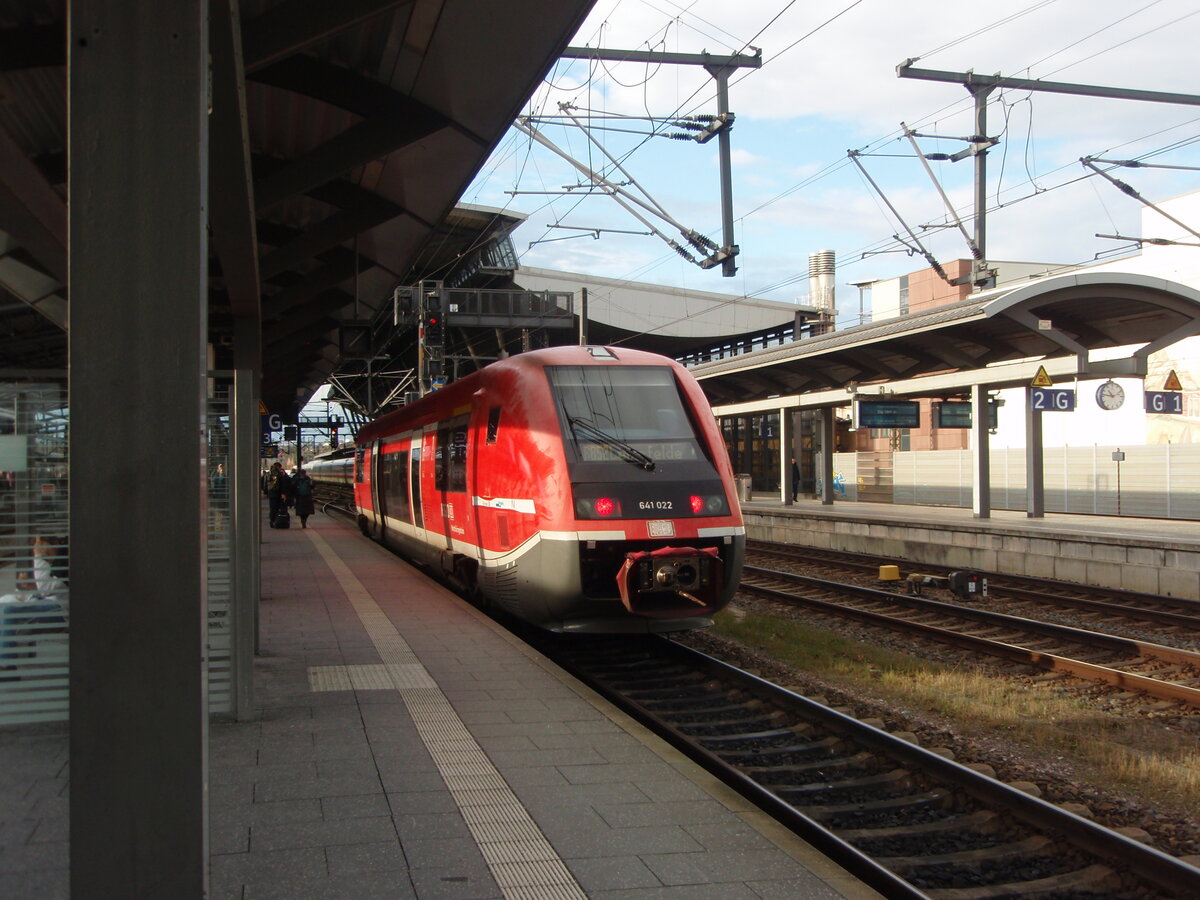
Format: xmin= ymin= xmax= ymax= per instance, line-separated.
xmin=1145 ymin=391 xmax=1183 ymax=414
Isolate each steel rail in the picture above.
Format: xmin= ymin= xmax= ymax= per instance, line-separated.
xmin=740 ymin=567 xmax=1200 ymax=709
xmin=547 ymin=634 xmax=1200 ymax=898
xmin=747 ymin=540 xmax=1200 ymax=627
xmin=986 ymin=583 xmax=1200 ymax=631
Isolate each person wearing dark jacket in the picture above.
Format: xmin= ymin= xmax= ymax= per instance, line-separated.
xmin=291 ymin=467 xmax=315 ymax=528
xmin=263 ymin=462 xmax=291 ymax=527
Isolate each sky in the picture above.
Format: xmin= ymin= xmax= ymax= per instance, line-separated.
xmin=463 ymin=0 xmax=1200 ymax=325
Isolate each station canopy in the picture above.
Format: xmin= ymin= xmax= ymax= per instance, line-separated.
xmin=694 ymin=272 xmax=1200 ymax=407
xmin=0 ymin=0 xmax=596 ymax=416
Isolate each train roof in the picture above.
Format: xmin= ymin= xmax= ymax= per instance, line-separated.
xmin=354 ymin=345 xmax=687 ymax=442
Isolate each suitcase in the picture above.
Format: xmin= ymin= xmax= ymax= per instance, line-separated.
xmin=273 ymin=507 xmax=291 ymax=529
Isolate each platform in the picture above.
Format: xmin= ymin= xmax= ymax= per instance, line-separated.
xmin=1 ymin=510 xmax=879 ymax=899
xmin=742 ymin=496 xmax=1200 ymax=600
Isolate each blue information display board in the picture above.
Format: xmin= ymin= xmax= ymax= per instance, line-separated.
xmin=935 ymin=401 xmax=998 ymax=429
xmin=857 ymin=400 xmax=920 ymax=428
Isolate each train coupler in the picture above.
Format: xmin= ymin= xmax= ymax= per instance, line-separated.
xmin=616 ymin=546 xmax=723 ymax=614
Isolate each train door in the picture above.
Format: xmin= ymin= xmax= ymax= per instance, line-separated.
xmin=433 ymin=415 xmax=469 ymax=551
xmin=371 ymin=439 xmax=384 ymax=537
xmin=470 ymin=406 xmax=499 ymax=559
xmin=420 ymin=428 xmax=442 ymax=546
xmin=376 ymin=440 xmax=388 ymax=528
xmin=409 ymin=438 xmax=425 ymax=540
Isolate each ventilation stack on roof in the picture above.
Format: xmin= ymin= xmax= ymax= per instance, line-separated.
xmin=807 ymin=250 xmax=837 ymax=336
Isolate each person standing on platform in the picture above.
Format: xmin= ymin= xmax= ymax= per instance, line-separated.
xmin=790 ymin=457 xmax=800 ymax=502
xmin=291 ymin=467 xmax=315 ymax=529
xmin=209 ymin=462 xmax=228 ymax=531
xmin=263 ymin=462 xmax=290 ymax=527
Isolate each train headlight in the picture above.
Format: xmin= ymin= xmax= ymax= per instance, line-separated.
xmin=688 ymin=494 xmax=726 ymax=515
xmin=573 ymin=495 xmax=622 ymax=518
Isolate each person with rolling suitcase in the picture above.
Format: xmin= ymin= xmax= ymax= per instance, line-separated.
xmin=263 ymin=462 xmax=292 ymax=528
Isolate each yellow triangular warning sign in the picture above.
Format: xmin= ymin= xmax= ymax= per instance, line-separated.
xmin=258 ymin=400 xmax=268 ymax=414
xmin=1031 ymin=366 xmax=1053 ymax=388
xmin=1164 ymin=369 xmax=1183 ymax=391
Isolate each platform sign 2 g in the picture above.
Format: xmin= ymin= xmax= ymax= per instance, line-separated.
xmin=1030 ymin=388 xmax=1075 ymax=412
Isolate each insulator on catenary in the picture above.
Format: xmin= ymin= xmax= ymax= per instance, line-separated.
xmin=670 ymin=242 xmax=697 ymax=262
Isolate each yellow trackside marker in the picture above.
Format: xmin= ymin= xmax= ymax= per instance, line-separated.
xmin=1164 ymin=369 xmax=1183 ymax=391
xmin=1031 ymin=366 xmax=1053 ymax=388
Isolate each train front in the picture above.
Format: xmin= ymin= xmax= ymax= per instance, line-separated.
xmin=539 ymin=351 xmax=745 ymax=632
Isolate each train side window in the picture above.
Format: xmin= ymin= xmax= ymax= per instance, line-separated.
xmin=449 ymin=415 xmax=469 ymax=492
xmin=355 ymin=447 xmax=366 ymax=482
xmin=435 ymin=425 xmax=451 ymax=492
xmin=486 ymin=407 xmax=501 ymax=444
xmin=382 ymin=449 xmax=410 ymax=520
xmin=410 ymin=446 xmax=423 ymax=529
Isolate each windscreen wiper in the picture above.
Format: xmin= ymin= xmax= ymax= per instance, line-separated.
xmin=568 ymin=416 xmax=656 ymax=471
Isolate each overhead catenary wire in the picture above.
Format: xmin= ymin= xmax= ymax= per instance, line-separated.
xmin=494 ymin=0 xmax=1197 ymax=317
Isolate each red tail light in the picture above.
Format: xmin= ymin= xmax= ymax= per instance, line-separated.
xmin=689 ymin=494 xmax=704 ymax=514
xmin=594 ymin=497 xmax=616 ymax=517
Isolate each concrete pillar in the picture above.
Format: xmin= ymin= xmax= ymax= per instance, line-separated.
xmin=69 ymin=4 xmax=210 ymax=897
xmin=779 ymin=406 xmax=792 ymax=505
xmin=233 ymin=316 xmax=262 ymax=665
xmin=819 ymin=407 xmax=836 ymax=505
xmin=971 ymin=383 xmax=991 ymax=518
xmin=231 ymin=367 xmax=258 ymax=720
xmin=1024 ymin=386 xmax=1045 ymax=517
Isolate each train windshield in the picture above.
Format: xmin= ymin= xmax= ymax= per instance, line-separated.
xmin=547 ymin=366 xmax=703 ymax=466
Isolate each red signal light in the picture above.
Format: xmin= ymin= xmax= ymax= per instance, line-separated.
xmin=594 ymin=497 xmax=616 ymax=517
xmin=689 ymin=494 xmax=704 ymax=514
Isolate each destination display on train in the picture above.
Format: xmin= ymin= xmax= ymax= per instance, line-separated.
xmin=577 ymin=441 xmax=699 ymax=462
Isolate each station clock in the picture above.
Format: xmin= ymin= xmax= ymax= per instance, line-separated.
xmin=1095 ymin=380 xmax=1125 ymax=410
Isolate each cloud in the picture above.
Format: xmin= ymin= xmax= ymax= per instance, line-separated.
xmin=729 ymin=147 xmax=767 ymax=167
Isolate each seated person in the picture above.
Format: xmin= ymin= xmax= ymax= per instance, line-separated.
xmin=1 ymin=536 xmax=67 ymax=661
xmin=30 ymin=535 xmax=67 ymax=598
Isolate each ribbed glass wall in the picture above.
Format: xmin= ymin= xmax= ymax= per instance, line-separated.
xmin=0 ymin=381 xmax=70 ymax=724
xmin=207 ymin=378 xmax=233 ymax=717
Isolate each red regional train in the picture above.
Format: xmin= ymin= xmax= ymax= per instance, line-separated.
xmin=315 ymin=345 xmax=745 ymax=633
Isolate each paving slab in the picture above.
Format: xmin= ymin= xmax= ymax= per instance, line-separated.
xmin=0 ymin=510 xmax=880 ymax=899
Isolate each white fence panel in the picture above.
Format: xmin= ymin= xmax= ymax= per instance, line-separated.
xmin=865 ymin=444 xmax=1198 ymax=520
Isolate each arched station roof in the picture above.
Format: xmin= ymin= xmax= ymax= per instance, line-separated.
xmin=693 ymin=272 xmax=1200 ymax=406
xmin=0 ymin=0 xmax=595 ymax=415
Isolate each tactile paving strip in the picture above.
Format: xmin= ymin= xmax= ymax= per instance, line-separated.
xmin=306 ymin=531 xmax=587 ymax=899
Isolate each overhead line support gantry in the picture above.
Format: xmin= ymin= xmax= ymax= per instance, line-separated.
xmin=560 ymin=46 xmax=762 ymax=277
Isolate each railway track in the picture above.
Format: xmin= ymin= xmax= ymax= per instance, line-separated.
xmin=747 ymin=540 xmax=1200 ymax=643
xmin=539 ymin=633 xmax=1200 ymax=899
xmin=738 ymin=564 xmax=1200 ymax=710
